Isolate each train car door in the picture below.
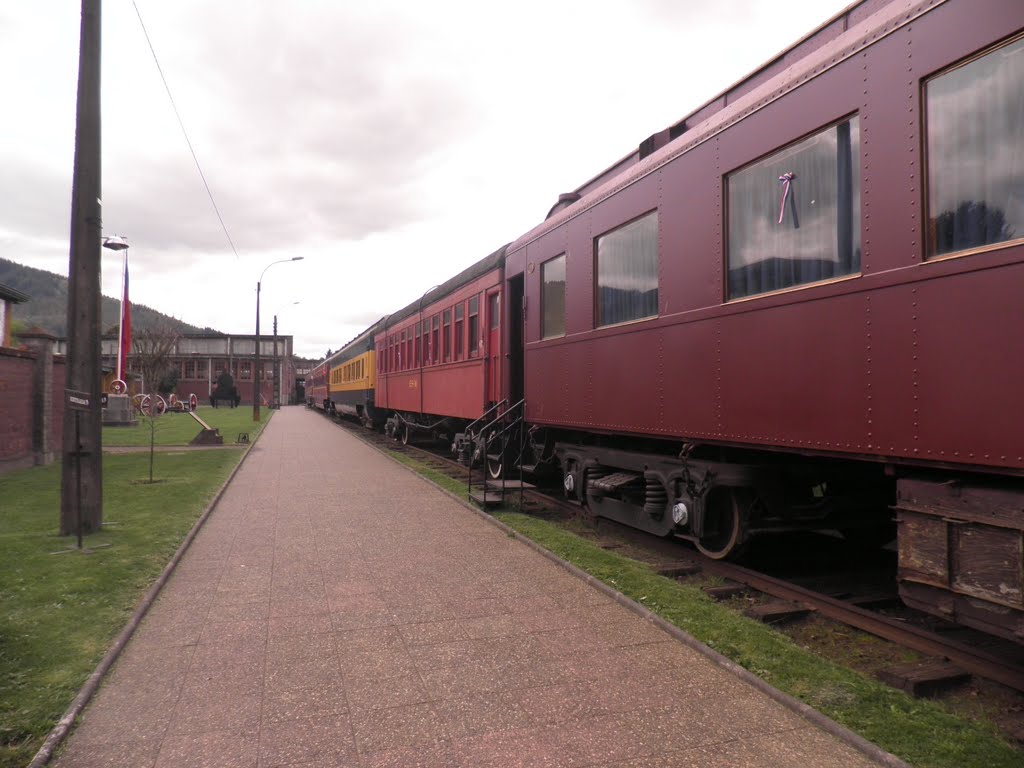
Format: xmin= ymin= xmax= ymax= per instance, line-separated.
xmin=486 ymin=290 xmax=501 ymax=406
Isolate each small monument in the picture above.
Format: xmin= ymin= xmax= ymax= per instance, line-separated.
xmin=103 ymin=378 xmax=137 ymax=426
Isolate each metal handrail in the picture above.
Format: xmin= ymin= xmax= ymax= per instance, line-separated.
xmin=478 ymin=398 xmax=524 ymax=439
xmin=464 ymin=398 xmax=508 ymax=437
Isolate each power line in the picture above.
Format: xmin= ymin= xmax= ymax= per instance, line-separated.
xmin=130 ymin=0 xmax=240 ymax=260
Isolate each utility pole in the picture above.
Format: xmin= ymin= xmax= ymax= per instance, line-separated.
xmin=61 ymin=0 xmax=103 ymax=536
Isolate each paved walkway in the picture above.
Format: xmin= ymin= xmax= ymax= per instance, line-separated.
xmin=56 ymin=407 xmax=887 ymax=767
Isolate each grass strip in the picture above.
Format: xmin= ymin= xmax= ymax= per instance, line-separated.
xmin=491 ymin=511 xmax=1018 ymax=768
xmin=102 ymin=405 xmax=268 ymax=447
xmin=0 ymin=449 xmax=245 ymax=768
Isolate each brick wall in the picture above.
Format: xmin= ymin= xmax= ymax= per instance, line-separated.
xmin=0 ymin=345 xmax=65 ymax=474
xmin=0 ymin=347 xmax=36 ymax=471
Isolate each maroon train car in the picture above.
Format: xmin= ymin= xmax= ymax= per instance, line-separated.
xmin=374 ymin=247 xmax=507 ymax=445
xmin=492 ymin=0 xmax=1024 ymax=639
xmin=305 ymin=355 xmax=330 ymax=411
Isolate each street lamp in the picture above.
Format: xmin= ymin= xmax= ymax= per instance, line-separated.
xmin=254 ymin=257 xmax=303 ymax=422
xmin=102 ymin=235 xmax=129 ymax=387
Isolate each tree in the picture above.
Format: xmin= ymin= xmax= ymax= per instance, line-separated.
xmin=132 ymin=325 xmax=180 ymax=397
xmin=131 ymin=325 xmax=180 ymax=482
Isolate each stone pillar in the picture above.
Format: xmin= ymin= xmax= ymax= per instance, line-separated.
xmin=20 ymin=331 xmax=58 ymax=466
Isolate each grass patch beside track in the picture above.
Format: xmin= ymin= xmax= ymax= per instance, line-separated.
xmin=0 ymin=449 xmax=245 ymax=768
xmin=102 ymin=405 xmax=268 ymax=447
xmin=492 ymin=511 xmax=1018 ymax=768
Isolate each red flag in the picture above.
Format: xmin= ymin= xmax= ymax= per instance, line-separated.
xmin=118 ymin=253 xmax=131 ymax=382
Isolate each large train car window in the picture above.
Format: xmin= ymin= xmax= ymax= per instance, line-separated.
xmin=926 ymin=36 xmax=1024 ymax=259
xmin=727 ymin=116 xmax=860 ymax=299
xmin=468 ymin=297 xmax=480 ymax=357
xmin=431 ymin=315 xmax=440 ymax=364
xmin=541 ymin=254 xmax=566 ymax=339
xmin=455 ymin=304 xmax=464 ymax=359
xmin=596 ymin=212 xmax=659 ymax=327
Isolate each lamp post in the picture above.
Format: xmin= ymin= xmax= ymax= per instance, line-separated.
xmin=254 ymin=257 xmax=303 ymax=421
xmin=102 ymin=235 xmax=129 ymax=384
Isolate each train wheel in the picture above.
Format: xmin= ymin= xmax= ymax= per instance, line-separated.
xmin=400 ymin=423 xmax=411 ymax=445
xmin=487 ymin=452 xmax=503 ymax=480
xmin=695 ymin=488 xmax=748 ymax=560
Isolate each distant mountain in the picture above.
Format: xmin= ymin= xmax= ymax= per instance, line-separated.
xmin=0 ymin=258 xmax=219 ymax=337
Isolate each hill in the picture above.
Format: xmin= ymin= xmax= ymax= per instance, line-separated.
xmin=0 ymin=258 xmax=218 ymax=337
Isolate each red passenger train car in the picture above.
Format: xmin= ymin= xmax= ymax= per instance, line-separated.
xmin=374 ymin=247 xmax=507 ymax=445
xmin=493 ymin=0 xmax=1024 ymax=639
xmin=318 ymin=0 xmax=1024 ymax=641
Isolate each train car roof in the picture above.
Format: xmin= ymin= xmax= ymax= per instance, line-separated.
xmin=379 ymin=243 xmax=508 ymax=331
xmin=526 ymin=0 xmax=889 ymax=231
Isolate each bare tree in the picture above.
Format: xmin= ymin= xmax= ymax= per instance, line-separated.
xmin=131 ymin=325 xmax=180 ymax=482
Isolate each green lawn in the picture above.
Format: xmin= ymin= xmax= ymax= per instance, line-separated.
xmin=102 ymin=405 xmax=269 ymax=447
xmin=0 ymin=449 xmax=246 ymax=768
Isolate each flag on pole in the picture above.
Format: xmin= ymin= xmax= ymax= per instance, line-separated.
xmin=118 ymin=252 xmax=131 ymax=383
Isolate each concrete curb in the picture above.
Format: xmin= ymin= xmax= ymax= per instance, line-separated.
xmin=359 ymin=427 xmax=911 ymax=768
xmin=28 ymin=424 xmax=267 ymax=768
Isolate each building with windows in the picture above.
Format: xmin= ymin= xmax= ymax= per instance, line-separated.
xmin=51 ymin=332 xmax=299 ymax=407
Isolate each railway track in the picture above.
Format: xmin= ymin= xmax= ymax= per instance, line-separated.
xmin=318 ymin=409 xmax=1024 ymax=696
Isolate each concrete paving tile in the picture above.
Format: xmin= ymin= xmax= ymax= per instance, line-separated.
xmin=198 ymin=618 xmax=269 ymax=647
xmin=210 ymin=600 xmax=272 ymax=623
xmin=264 ymin=657 xmax=343 ymax=694
xmin=549 ymin=715 xmax=649 ymax=766
xmin=357 ymin=740 xmax=458 ymax=768
xmin=458 ymin=613 xmax=531 ymax=640
xmin=591 ymin=619 xmax=672 ymax=649
xmin=262 ymin=684 xmax=349 ymax=724
xmin=327 ymin=593 xmax=389 ymax=613
xmin=344 ymin=672 xmax=432 ymax=712
xmin=169 ymin=689 xmax=262 ymax=734
xmin=407 ymin=639 xmax=481 ymax=670
xmin=55 ymin=732 xmax=163 ymax=767
xmin=433 ymin=691 xmax=534 ymax=738
xmin=259 ymin=713 xmax=357 ymax=767
xmin=188 ymin=639 xmax=266 ymax=671
xmin=387 ymin=601 xmax=455 ymax=625
xmin=269 ymin=612 xmax=335 ymax=638
xmin=180 ymin=663 xmax=264 ymax=699
xmin=444 ymin=596 xmax=510 ymax=620
xmin=418 ymin=661 xmax=507 ymax=699
xmin=64 ymin=697 xmax=175 ymax=747
xmin=397 ymin=619 xmax=467 ymax=647
xmin=323 ymin=580 xmax=380 ymax=598
xmin=155 ymin=727 xmax=259 ymax=768
xmin=339 ymin=646 xmax=419 ymax=682
xmin=350 ymin=703 xmax=449 ymax=754
xmin=330 ymin=604 xmax=395 ymax=632
xmin=130 ymin=619 xmax=206 ymax=648
xmin=336 ymin=627 xmax=406 ymax=653
xmin=269 ymin=596 xmax=330 ymax=618
xmin=450 ymin=725 xmax=571 ymax=768
xmin=266 ymin=632 xmax=337 ymax=663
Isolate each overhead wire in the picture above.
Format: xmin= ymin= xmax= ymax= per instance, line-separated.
xmin=130 ymin=0 xmax=240 ymax=260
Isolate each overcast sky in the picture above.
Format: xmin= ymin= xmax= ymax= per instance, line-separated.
xmin=1 ymin=0 xmax=854 ymax=359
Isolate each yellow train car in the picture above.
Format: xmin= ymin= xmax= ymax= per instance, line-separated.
xmin=327 ymin=323 xmax=383 ymax=427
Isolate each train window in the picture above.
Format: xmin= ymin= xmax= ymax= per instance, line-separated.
xmin=432 ymin=315 xmax=440 ymax=364
xmin=414 ymin=322 xmax=421 ymax=366
xmin=541 ymin=254 xmax=566 ymax=339
xmin=727 ymin=116 xmax=860 ymax=299
xmin=443 ymin=309 xmax=452 ymax=361
xmin=596 ymin=212 xmax=659 ymax=327
xmin=455 ymin=304 xmax=464 ymax=359
xmin=468 ymin=297 xmax=479 ymax=357
xmin=926 ymin=35 xmax=1024 ymax=259
xmin=489 ymin=294 xmax=499 ymax=330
